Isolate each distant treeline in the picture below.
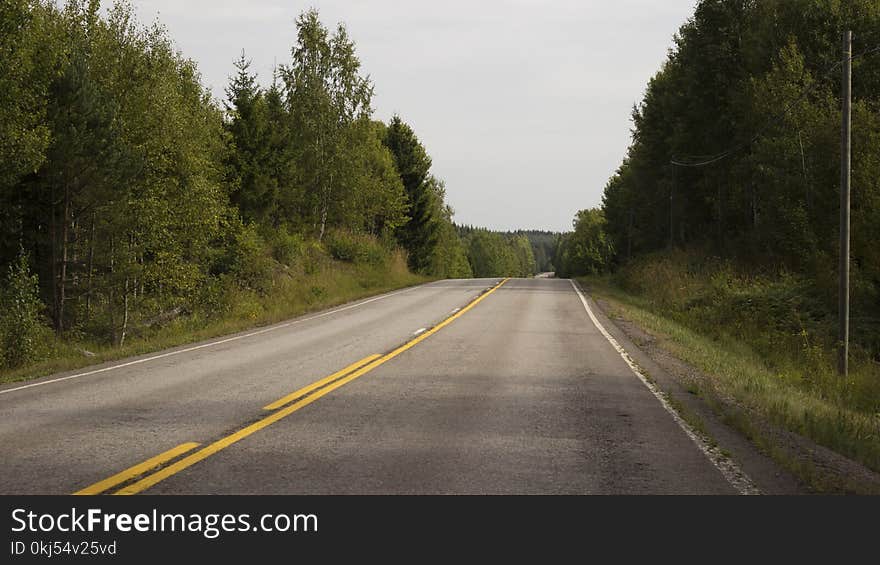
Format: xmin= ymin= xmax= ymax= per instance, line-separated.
xmin=511 ymin=230 xmax=558 ymax=273
xmin=0 ymin=1 xmax=488 ymax=367
xmin=454 ymin=226 xmax=534 ymax=278
xmin=559 ymin=0 xmax=880 ymax=356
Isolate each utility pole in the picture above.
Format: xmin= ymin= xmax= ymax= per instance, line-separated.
xmin=669 ymin=165 xmax=675 ymax=248
xmin=838 ymin=30 xmax=852 ymax=377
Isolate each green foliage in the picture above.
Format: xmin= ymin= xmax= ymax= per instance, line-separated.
xmin=555 ymin=209 xmax=613 ymax=278
xmin=0 ymin=252 xmax=49 ymax=368
xmin=510 ymin=235 xmax=537 ymax=277
xmin=589 ymin=248 xmax=880 ymax=475
xmin=281 ymin=9 xmax=375 ymax=240
xmin=383 ymin=116 xmax=442 ymax=273
xmin=343 ymin=121 xmax=409 ymax=237
xmin=513 ymin=230 xmax=558 ymax=273
xmin=0 ymin=4 xmax=473 ymax=375
xmin=429 ymin=219 xmax=473 ymax=279
xmin=325 ymin=230 xmax=388 ymax=266
xmin=0 ymin=0 xmax=53 ymax=197
xmin=461 ymin=229 xmax=536 ymax=278
xmin=578 ymin=0 xmax=880 ymax=472
xmin=613 ymin=249 xmax=878 ymax=397
xmin=266 ymin=226 xmax=304 ymax=267
xmin=0 ymin=0 xmax=232 ymax=342
xmin=228 ymin=224 xmax=274 ymax=292
xmin=224 ymin=53 xmax=285 ymax=227
xmin=222 ymin=12 xmax=410 ymax=251
xmin=594 ymin=0 xmax=880 ymax=360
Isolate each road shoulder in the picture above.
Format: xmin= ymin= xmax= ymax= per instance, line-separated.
xmin=574 ymin=280 xmax=807 ymax=494
xmin=580 ymin=280 xmax=880 ymax=494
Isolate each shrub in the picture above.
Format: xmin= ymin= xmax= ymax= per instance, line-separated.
xmin=229 ymin=224 xmax=273 ymax=292
xmin=325 ymin=230 xmax=358 ymax=262
xmin=302 ymin=240 xmax=327 ymax=275
xmin=0 ymin=253 xmax=49 ymax=368
xmin=266 ymin=226 xmax=304 ymax=267
xmin=325 ymin=230 xmax=388 ymax=266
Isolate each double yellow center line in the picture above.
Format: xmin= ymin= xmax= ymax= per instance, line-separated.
xmin=75 ymin=278 xmax=509 ymax=495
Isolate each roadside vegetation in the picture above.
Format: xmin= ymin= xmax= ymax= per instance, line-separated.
xmin=0 ymin=1 xmax=538 ymax=381
xmin=1 ymin=240 xmax=423 ymax=385
xmin=457 ymin=226 xmax=537 ymax=278
xmin=580 ymin=251 xmax=880 ymax=480
xmin=558 ymin=0 xmax=880 ymax=483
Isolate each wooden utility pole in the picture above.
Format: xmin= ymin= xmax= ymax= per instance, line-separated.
xmin=839 ymin=30 xmax=852 ymax=377
xmin=669 ymin=165 xmax=675 ymax=248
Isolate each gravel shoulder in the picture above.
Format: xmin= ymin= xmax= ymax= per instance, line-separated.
xmin=586 ymin=287 xmax=880 ymax=494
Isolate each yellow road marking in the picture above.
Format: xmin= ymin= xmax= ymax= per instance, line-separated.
xmin=73 ymin=442 xmax=200 ymax=495
xmin=264 ymin=354 xmax=382 ymax=411
xmin=113 ymin=278 xmax=509 ymax=495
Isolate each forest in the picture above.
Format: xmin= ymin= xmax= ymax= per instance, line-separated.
xmin=561 ymin=0 xmax=880 ymax=360
xmin=557 ymin=0 xmax=880 ymax=476
xmin=0 ymin=1 xmax=536 ymax=372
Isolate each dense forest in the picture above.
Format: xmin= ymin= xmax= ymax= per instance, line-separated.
xmin=603 ymin=0 xmax=879 ymax=271
xmin=0 ymin=1 xmax=528 ymax=370
xmin=456 ymin=226 xmax=555 ymax=278
xmin=559 ymin=0 xmax=880 ymax=358
xmin=551 ymin=0 xmax=880 ymax=477
xmin=511 ymin=230 xmax=558 ymax=273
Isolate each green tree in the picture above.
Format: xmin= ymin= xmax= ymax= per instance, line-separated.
xmin=596 ymin=0 xmax=880 ymax=357
xmin=464 ymin=230 xmax=532 ymax=278
xmin=556 ymin=209 xmax=613 ymax=277
xmin=0 ymin=0 xmax=54 ymax=200
xmin=7 ymin=1 xmax=231 ymax=344
xmin=224 ymin=53 xmax=279 ymax=227
xmin=281 ymin=9 xmax=373 ymax=240
xmin=510 ymin=235 xmax=537 ymax=277
xmin=0 ymin=251 xmax=47 ymax=368
xmin=383 ymin=115 xmax=442 ymax=272
xmin=345 ymin=121 xmax=409 ymax=237
xmin=428 ymin=208 xmax=473 ymax=279
xmin=263 ymin=76 xmax=297 ymax=228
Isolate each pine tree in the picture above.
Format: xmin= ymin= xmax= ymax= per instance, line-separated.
xmin=383 ymin=116 xmax=441 ymax=272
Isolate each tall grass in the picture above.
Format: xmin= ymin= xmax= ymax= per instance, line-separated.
xmin=580 ymin=249 xmax=880 ymax=476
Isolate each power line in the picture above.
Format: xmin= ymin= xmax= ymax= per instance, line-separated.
xmin=670 ymin=44 xmax=880 ymax=168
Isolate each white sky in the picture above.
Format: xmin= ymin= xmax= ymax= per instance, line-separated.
xmin=109 ymin=0 xmax=697 ymax=232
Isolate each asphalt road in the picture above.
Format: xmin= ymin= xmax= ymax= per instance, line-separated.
xmin=0 ymin=278 xmax=740 ymax=495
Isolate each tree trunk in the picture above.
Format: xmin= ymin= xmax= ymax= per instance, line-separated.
xmin=120 ymin=276 xmax=129 ymax=348
xmin=318 ymin=204 xmax=327 ymax=241
xmin=56 ymin=185 xmax=70 ymax=334
xmin=86 ymin=214 xmax=95 ymax=321
xmin=717 ymin=184 xmax=724 ymax=248
xmin=109 ymin=237 xmax=116 ymax=346
xmin=50 ymin=184 xmax=59 ymax=332
xmin=751 ymin=183 xmax=758 ymax=230
xmin=798 ymin=130 xmax=810 ymax=211
xmin=318 ymin=176 xmax=331 ymax=242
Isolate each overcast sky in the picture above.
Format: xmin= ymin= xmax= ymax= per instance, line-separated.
xmin=116 ymin=0 xmax=697 ymax=232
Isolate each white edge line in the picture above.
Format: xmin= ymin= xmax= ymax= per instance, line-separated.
xmin=569 ymin=279 xmax=760 ymax=496
xmin=0 ymin=283 xmax=435 ymax=397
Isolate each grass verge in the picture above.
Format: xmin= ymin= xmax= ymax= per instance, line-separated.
xmin=580 ymin=275 xmax=880 ymax=491
xmin=0 ymin=249 xmax=427 ymax=386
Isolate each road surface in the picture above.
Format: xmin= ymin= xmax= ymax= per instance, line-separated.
xmin=0 ymin=278 xmax=742 ymax=494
